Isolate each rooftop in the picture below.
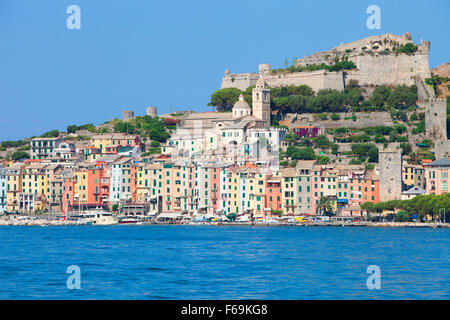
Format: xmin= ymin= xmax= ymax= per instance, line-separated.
xmin=425 ymin=157 xmax=450 ymax=167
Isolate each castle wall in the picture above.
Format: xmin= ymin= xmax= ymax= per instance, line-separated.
xmin=221 ymin=52 xmax=430 ymax=93
xmin=221 ymin=70 xmax=344 ymax=93
xmin=424 ymin=98 xmax=449 ymax=159
xmin=346 ymin=53 xmax=431 ymax=87
xmin=221 ymin=73 xmax=259 ymax=91
xmin=220 ymin=34 xmax=431 ymax=93
xmin=415 ymin=75 xmax=436 ymax=101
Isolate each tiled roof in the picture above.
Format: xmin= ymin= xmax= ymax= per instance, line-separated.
xmin=425 ymin=157 xmax=450 ymax=167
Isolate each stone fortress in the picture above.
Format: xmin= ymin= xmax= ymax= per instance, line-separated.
xmin=221 ymin=33 xmax=430 ymax=92
xmin=220 ymin=32 xmax=448 ymax=160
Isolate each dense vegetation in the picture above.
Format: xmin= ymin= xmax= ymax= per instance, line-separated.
xmin=394 ymin=42 xmax=418 ymax=54
xmin=272 ymin=55 xmax=357 ymax=74
xmin=11 ymin=151 xmax=30 ymax=161
xmin=0 ymin=139 xmax=30 ymax=151
xmin=67 ymin=123 xmax=97 ymax=134
xmin=361 ymin=194 xmax=450 ymax=222
xmin=208 ymin=81 xmax=418 ymax=115
xmin=40 ymin=130 xmax=60 ymax=138
xmin=425 ymin=74 xmax=450 ymax=96
xmin=113 ymin=116 xmax=171 ymax=143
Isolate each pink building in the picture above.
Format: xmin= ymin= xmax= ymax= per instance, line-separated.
xmin=209 ymin=167 xmax=221 ymax=212
xmin=424 ymin=157 xmax=450 ymax=195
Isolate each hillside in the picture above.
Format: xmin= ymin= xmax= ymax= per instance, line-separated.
xmin=431 ymin=62 xmax=450 ymax=98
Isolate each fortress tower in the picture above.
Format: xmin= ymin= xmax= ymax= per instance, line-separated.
xmin=122 ymin=110 xmax=134 ymax=122
xmin=252 ymin=76 xmax=271 ymax=127
xmin=146 ymin=107 xmax=157 ymax=118
xmin=379 ymin=144 xmax=403 ymax=201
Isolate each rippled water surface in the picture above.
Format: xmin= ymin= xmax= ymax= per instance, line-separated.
xmin=0 ymin=225 xmax=448 ymax=299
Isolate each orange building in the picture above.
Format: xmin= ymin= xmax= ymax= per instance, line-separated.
xmin=348 ymin=170 xmax=379 ymax=205
xmin=87 ymin=167 xmax=109 ymax=209
xmin=265 ymin=176 xmax=282 ymax=216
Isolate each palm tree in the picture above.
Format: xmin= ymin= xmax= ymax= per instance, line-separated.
xmin=318 ymin=196 xmax=334 ymax=216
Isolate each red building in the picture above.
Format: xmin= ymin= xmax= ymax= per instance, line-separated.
xmin=62 ymin=173 xmax=75 ymax=213
xmin=293 ymin=126 xmax=322 ymax=138
xmin=209 ymin=166 xmax=221 ymax=212
xmin=265 ymin=176 xmax=282 ymax=216
xmin=87 ymin=167 xmax=109 ymax=209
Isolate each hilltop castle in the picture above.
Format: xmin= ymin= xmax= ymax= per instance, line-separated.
xmin=221 ymin=33 xmax=431 ymax=92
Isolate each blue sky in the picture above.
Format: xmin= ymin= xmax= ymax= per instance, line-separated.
xmin=0 ymin=0 xmax=449 ymax=141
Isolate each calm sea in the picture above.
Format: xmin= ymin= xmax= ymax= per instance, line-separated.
xmin=0 ymin=225 xmax=448 ymax=299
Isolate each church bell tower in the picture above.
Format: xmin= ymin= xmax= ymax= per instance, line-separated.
xmin=252 ymin=76 xmax=271 ymax=127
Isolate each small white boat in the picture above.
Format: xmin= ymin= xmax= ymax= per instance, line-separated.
xmin=75 ymin=211 xmax=118 ymax=225
xmin=119 ymin=218 xmax=142 ymax=225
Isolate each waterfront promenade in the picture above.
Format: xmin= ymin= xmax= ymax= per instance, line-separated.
xmin=0 ymin=214 xmax=448 ymax=228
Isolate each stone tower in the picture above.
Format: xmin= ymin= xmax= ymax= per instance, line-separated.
xmin=146 ymin=106 xmax=157 ymax=118
xmin=258 ymin=64 xmax=271 ymax=75
xmin=252 ymin=76 xmax=271 ymax=127
xmin=379 ymin=144 xmax=402 ymax=201
xmin=122 ymin=110 xmax=134 ymax=122
xmin=425 ymin=98 xmax=449 ymax=159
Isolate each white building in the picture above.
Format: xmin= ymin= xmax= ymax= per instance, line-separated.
xmin=110 ymin=161 xmax=124 ymax=204
xmin=168 ymin=77 xmax=285 ymax=166
xmin=0 ymin=167 xmax=6 ymax=213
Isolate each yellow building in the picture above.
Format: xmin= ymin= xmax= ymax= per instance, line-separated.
xmin=145 ymin=163 xmax=164 ymax=213
xmin=171 ymin=165 xmax=183 ymax=213
xmin=20 ymin=164 xmax=47 ymax=212
xmin=402 ymin=164 xmax=425 ymax=189
xmin=74 ymin=168 xmax=89 ymax=208
xmin=230 ymin=168 xmax=240 ymax=214
xmin=91 ymin=134 xmax=137 ymax=153
xmin=136 ymin=163 xmax=149 ymax=203
xmin=319 ymin=168 xmax=339 ymax=212
xmin=246 ymin=169 xmax=266 ymax=218
xmin=161 ymin=163 xmax=174 ymax=212
xmin=180 ymin=164 xmax=197 ymax=213
xmin=6 ymin=164 xmax=24 ymax=212
xmin=281 ymin=168 xmax=297 ymax=215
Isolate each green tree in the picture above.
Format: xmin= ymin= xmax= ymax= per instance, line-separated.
xmin=331 ymin=144 xmax=339 ymax=155
xmin=314 ymin=135 xmax=331 ymax=148
xmin=387 ymin=85 xmax=418 ymax=110
xmin=368 ymin=147 xmax=379 ymax=163
xmin=317 ymin=156 xmax=330 ymax=165
xmin=370 ymin=85 xmax=391 ymax=107
xmin=395 ymin=42 xmax=418 ymax=54
xmin=208 ymin=88 xmax=242 ymax=112
xmin=361 ymin=202 xmax=375 ymax=219
xmin=318 ymin=197 xmax=334 ymax=216
xmin=150 ymin=141 xmax=161 ymax=148
xmin=285 ymin=146 xmax=315 ymax=160
xmin=11 ymin=151 xmax=30 ymax=161
xmin=400 ymin=143 xmax=412 ymax=155
xmin=285 ymin=131 xmax=300 ymax=144
xmin=149 ymin=128 xmax=169 ymax=142
xmin=67 ymin=125 xmax=78 ymax=134
xmin=40 ymin=130 xmax=59 ymax=138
